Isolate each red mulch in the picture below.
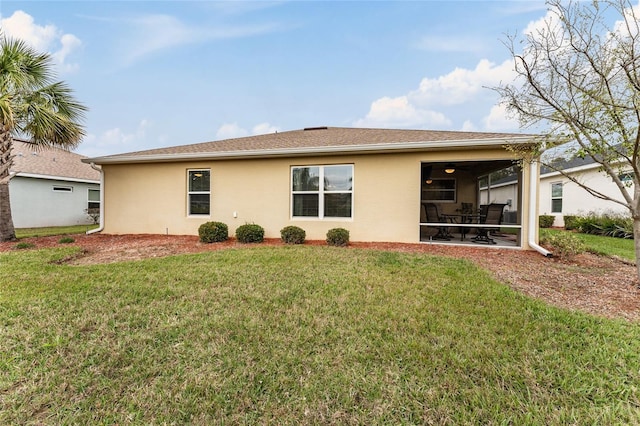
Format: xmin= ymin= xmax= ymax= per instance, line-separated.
xmin=1 ymin=233 xmax=638 ymax=322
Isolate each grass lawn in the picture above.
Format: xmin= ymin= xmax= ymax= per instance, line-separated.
xmin=15 ymin=224 xmax=100 ymax=239
xmin=1 ymin=245 xmax=639 ymax=424
xmin=541 ymin=228 xmax=635 ymax=262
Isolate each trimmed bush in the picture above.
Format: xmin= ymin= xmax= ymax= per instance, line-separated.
xmin=539 ymin=215 xmax=555 ymax=228
xmin=326 ymin=228 xmax=349 ymax=247
xmin=198 ymin=221 xmax=229 ymax=243
xmin=540 ymin=231 xmax=586 ymax=259
xmin=236 ymin=223 xmax=265 ymax=243
xmin=280 ymin=226 xmax=306 ymax=244
xmin=14 ymin=242 xmax=35 ymax=250
xmin=58 ymin=237 xmax=75 ymax=244
xmin=563 ymin=215 xmax=579 ymax=230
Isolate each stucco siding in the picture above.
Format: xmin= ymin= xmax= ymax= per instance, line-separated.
xmin=101 ymin=149 xmax=532 ymax=246
xmin=9 ymin=176 xmax=99 ymax=228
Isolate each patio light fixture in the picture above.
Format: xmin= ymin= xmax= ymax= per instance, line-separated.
xmin=444 ymin=163 xmax=456 ymax=174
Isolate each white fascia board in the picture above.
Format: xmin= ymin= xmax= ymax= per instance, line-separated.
xmin=13 ymin=172 xmax=100 ymax=184
xmin=83 ymin=136 xmax=534 ymax=164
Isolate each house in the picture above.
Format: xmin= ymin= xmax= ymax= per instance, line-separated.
xmin=83 ymin=127 xmax=547 ymax=253
xmin=480 ymin=155 xmax=632 ymax=228
xmin=9 ymin=139 xmax=101 ymax=228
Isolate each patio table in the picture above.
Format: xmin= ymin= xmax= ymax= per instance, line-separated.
xmin=441 ymin=213 xmax=484 ymax=241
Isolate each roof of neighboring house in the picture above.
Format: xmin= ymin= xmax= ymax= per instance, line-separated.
xmin=84 ymin=126 xmax=536 ymax=165
xmin=486 ymin=154 xmax=602 ymax=187
xmin=11 ymin=139 xmax=100 ymax=183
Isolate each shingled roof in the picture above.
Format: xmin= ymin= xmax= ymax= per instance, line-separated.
xmin=11 ymin=139 xmax=100 ymax=182
xmin=84 ymin=127 xmax=536 ymax=165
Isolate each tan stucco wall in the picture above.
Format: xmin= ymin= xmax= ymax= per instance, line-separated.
xmin=101 ymin=149 xmax=535 ymax=247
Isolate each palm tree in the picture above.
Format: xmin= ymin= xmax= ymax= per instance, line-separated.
xmin=0 ymin=36 xmax=87 ymax=241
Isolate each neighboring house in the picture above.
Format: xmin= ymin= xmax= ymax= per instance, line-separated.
xmin=83 ymin=127 xmax=545 ymax=251
xmin=9 ymin=139 xmax=101 ymax=228
xmin=481 ymin=155 xmax=631 ymax=228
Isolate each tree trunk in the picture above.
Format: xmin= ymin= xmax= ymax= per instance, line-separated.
xmin=0 ymin=129 xmax=16 ymax=241
xmin=0 ymin=180 xmax=15 ymax=241
xmin=634 ymin=217 xmax=640 ymax=284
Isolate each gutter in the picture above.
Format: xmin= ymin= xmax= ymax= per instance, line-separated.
xmin=528 ymin=159 xmax=553 ymax=257
xmin=86 ymin=162 xmax=104 ymax=235
xmin=81 ymin=136 xmax=534 ymax=165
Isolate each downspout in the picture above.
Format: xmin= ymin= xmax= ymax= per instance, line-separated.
xmin=528 ymin=159 xmax=553 ymax=257
xmin=87 ymin=162 xmax=104 ymax=235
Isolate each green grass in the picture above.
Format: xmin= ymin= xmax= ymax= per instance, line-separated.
xmin=541 ymin=228 xmax=635 ymax=262
xmin=15 ymin=224 xmax=99 ymax=239
xmin=1 ymin=246 xmax=639 ymax=424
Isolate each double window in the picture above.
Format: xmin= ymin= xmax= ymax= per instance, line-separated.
xmin=188 ymin=169 xmax=210 ymax=215
xmin=291 ymin=165 xmax=353 ymax=218
xmin=422 ymin=178 xmax=456 ymax=203
xmin=551 ymin=182 xmax=563 ymax=213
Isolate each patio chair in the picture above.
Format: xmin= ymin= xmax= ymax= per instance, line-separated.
xmin=472 ymin=203 xmax=506 ymax=244
xmin=423 ymin=203 xmax=451 ymax=240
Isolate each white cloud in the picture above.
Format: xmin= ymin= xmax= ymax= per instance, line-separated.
xmin=0 ymin=10 xmax=82 ymax=72
xmin=482 ymin=103 xmax=519 ymax=132
xmin=410 ymin=59 xmax=514 ymax=107
xmin=120 ymin=14 xmax=281 ymax=66
xmin=216 ymin=123 xmax=248 ymax=140
xmin=216 ymin=122 xmax=280 ymax=140
xmin=354 ymin=59 xmax=516 ymax=130
xmin=354 ymin=96 xmax=451 ymax=129
xmin=81 ymin=120 xmax=150 ymax=156
xmin=252 ymin=122 xmax=280 ymax=135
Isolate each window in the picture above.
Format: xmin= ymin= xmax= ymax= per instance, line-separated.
xmin=188 ymin=169 xmax=210 ymax=215
xmin=88 ymin=188 xmax=100 ymax=210
xmin=422 ymin=178 xmax=456 ymax=202
xmin=53 ymin=185 xmax=73 ymax=192
xmin=551 ymin=182 xmax=563 ymax=213
xmin=292 ymin=165 xmax=353 ymax=218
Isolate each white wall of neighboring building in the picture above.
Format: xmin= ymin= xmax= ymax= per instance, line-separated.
xmin=479 ymin=183 xmax=519 ymax=219
xmin=9 ymin=176 xmax=100 ymax=228
xmin=539 ymin=167 xmax=630 ymax=227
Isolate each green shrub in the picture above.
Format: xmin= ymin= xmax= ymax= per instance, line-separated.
xmin=280 ymin=226 xmax=306 ymax=244
xmin=540 ymin=231 xmax=586 ymax=258
xmin=578 ymin=212 xmax=633 ymax=239
xmin=326 ymin=228 xmax=350 ymax=247
xmin=563 ymin=215 xmax=579 ymax=230
xmin=198 ymin=221 xmax=229 ymax=243
xmin=14 ymin=242 xmax=35 ymax=250
xmin=58 ymin=237 xmax=75 ymax=244
xmin=539 ymin=215 xmax=555 ymax=228
xmin=236 ymin=223 xmax=265 ymax=243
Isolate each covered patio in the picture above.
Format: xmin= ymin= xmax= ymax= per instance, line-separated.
xmin=419 ymin=160 xmax=522 ymax=248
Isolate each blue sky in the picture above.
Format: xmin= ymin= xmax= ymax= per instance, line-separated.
xmin=1 ymin=1 xmax=553 ymax=157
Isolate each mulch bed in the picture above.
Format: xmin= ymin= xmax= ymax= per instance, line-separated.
xmin=1 ymin=233 xmax=638 ymax=322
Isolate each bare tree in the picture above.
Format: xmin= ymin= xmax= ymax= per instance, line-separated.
xmin=495 ymin=0 xmax=640 ymax=280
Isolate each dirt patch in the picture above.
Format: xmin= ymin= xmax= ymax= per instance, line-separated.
xmin=1 ymin=233 xmax=638 ymax=322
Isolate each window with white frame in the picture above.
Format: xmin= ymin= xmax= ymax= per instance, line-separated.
xmin=291 ymin=165 xmax=353 ymax=218
xmin=87 ymin=188 xmax=100 ymax=210
xmin=551 ymin=182 xmax=563 ymax=213
xmin=188 ymin=169 xmax=210 ymax=215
